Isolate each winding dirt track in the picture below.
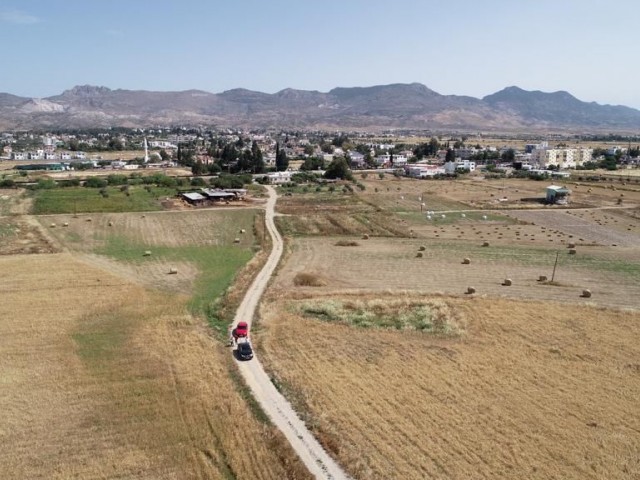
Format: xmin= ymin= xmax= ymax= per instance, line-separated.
xmin=232 ymin=186 xmax=351 ymax=480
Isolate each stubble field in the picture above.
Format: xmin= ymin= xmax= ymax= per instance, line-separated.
xmin=258 ymin=174 xmax=640 ymax=479
xmin=0 ymin=187 xmax=311 ymax=479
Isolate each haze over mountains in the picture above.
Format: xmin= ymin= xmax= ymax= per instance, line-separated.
xmin=1 ymin=83 xmax=640 ymax=132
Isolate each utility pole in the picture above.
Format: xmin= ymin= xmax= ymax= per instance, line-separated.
xmin=551 ymin=251 xmax=559 ymax=282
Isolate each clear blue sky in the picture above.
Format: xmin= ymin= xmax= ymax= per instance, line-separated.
xmin=2 ymin=0 xmax=640 ymax=108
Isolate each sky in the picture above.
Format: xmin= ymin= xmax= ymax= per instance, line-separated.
xmin=2 ymin=0 xmax=640 ymax=108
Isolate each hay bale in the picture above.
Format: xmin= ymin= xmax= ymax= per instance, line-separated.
xmin=239 ymin=228 xmax=246 ymax=234
xmin=581 ymin=289 xmax=592 ymax=298
xmin=462 ymin=258 xmax=471 ymax=264
xmin=50 ymin=223 xmax=56 ymax=228
xmin=86 ymin=218 xmax=92 ymax=222
xmin=362 ymin=234 xmax=370 ymax=240
xmin=568 ymin=248 xmax=577 ymax=255
xmin=466 ymin=286 xmax=476 ymax=294
xmin=143 ymin=250 xmax=152 ymax=257
xmin=108 ymin=221 xmax=113 ymax=227
xmin=538 ymin=275 xmax=547 ymax=282
xmin=63 ymin=222 xmax=69 ymax=227
xmin=233 ymin=238 xmax=240 ymax=243
xmin=416 ymin=252 xmax=423 ymax=258
xmin=502 ymin=278 xmax=512 ymax=286
xmin=567 ymin=242 xmax=576 ymax=248
xmin=168 ymin=268 xmax=178 ymax=275
xmin=482 ymin=241 xmax=489 ymax=247
xmin=418 ymin=245 xmax=426 ymax=251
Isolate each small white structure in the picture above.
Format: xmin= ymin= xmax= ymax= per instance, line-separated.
xmin=266 ymin=171 xmax=293 ymax=184
xmin=444 ymin=160 xmax=476 ymax=174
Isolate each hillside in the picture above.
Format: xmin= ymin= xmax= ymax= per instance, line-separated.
xmin=1 ymin=83 xmax=639 ymax=131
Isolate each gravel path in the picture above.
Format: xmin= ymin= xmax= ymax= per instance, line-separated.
xmin=231 ymin=186 xmax=351 ymax=480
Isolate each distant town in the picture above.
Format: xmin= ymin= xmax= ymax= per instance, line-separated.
xmin=1 ymin=128 xmax=639 ymax=186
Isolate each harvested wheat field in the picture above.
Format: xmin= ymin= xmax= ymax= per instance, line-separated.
xmin=0 ymin=253 xmax=309 ymax=479
xmin=258 ymin=293 xmax=640 ymax=480
xmin=274 ymin=236 xmax=639 ymax=309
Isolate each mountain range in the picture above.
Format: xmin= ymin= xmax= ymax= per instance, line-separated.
xmin=1 ymin=83 xmax=639 ymax=132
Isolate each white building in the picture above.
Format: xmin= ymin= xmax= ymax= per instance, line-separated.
xmin=444 ymin=160 xmax=476 ymax=174
xmin=266 ymin=171 xmax=292 ymax=184
xmin=533 ymin=148 xmax=592 ymax=169
xmin=405 ymin=165 xmax=445 ymax=178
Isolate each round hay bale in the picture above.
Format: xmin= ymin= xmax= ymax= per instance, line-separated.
xmin=362 ymin=234 xmax=369 ymax=240
xmin=462 ymin=257 xmax=471 ymax=264
xmin=581 ymin=289 xmax=592 ymax=298
xmin=567 ymin=242 xmax=576 ymax=248
xmin=233 ymin=238 xmax=240 ymax=243
xmin=50 ymin=223 xmax=56 ymax=228
xmin=240 ymin=228 xmax=246 ymax=234
xmin=86 ymin=218 xmax=92 ymax=222
xmin=568 ymin=248 xmax=577 ymax=255
xmin=63 ymin=222 xmax=69 ymax=227
xmin=466 ymin=286 xmax=476 ymax=294
xmin=168 ymin=268 xmax=178 ymax=275
xmin=418 ymin=245 xmax=426 ymax=251
xmin=502 ymin=278 xmax=512 ymax=286
xmin=538 ymin=275 xmax=547 ymax=282
xmin=143 ymin=250 xmax=152 ymax=257
xmin=482 ymin=241 xmax=490 ymax=247
xmin=141 ymin=215 xmax=146 ymax=218
xmin=108 ymin=221 xmax=113 ymax=227
xmin=416 ymin=252 xmax=423 ymax=258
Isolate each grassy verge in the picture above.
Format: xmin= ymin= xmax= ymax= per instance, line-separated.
xmin=31 ymin=186 xmax=178 ymax=214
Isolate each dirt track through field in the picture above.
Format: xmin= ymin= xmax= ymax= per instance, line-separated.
xmin=231 ymin=186 xmax=351 ymax=480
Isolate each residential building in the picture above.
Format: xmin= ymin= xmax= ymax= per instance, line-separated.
xmin=533 ymin=148 xmax=592 ymax=169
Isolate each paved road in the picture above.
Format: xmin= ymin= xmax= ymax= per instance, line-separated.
xmin=231 ymin=186 xmax=351 ymax=480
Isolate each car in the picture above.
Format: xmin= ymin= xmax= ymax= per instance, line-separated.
xmin=236 ymin=341 xmax=253 ymax=361
xmin=233 ymin=321 xmax=249 ymax=339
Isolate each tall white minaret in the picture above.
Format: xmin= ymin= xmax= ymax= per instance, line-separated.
xmin=144 ymin=137 xmax=149 ymax=163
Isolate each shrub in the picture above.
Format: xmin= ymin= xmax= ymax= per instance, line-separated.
xmin=84 ymin=177 xmax=108 ymax=188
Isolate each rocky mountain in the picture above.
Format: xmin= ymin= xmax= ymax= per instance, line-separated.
xmin=0 ymin=83 xmax=639 ymax=132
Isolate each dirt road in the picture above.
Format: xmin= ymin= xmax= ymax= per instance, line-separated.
xmin=231 ymin=186 xmax=351 ymax=480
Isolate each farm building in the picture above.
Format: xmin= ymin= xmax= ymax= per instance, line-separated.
xmin=181 ymin=192 xmax=206 ymax=205
xmin=15 ymin=163 xmax=66 ymax=171
xmin=201 ymin=189 xmax=236 ymax=202
xmin=546 ymin=185 xmax=571 ymax=204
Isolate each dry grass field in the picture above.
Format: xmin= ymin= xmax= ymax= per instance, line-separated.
xmin=1 ymin=183 xmax=312 ymax=479
xmin=0 ymin=254 xmax=309 ymax=479
xmin=258 ymin=293 xmax=640 ymax=480
xmin=257 ymin=174 xmax=640 ymax=479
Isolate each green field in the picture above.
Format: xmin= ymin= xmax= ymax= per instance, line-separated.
xmin=31 ymin=186 xmax=178 ymax=214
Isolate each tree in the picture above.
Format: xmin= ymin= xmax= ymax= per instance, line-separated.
xmin=275 ymin=142 xmax=289 ymax=171
xmin=300 ymin=157 xmax=325 ymax=171
xmin=501 ymin=149 xmax=515 ymax=162
xmin=251 ymin=140 xmax=265 ymax=173
xmin=192 ymin=159 xmax=205 ymax=175
xmin=445 ymin=148 xmax=456 ymax=163
xmin=324 ymin=157 xmax=353 ymax=180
